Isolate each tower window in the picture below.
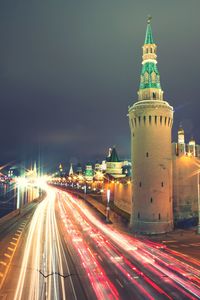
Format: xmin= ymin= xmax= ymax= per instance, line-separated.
xmin=158 ymin=213 xmax=161 ymax=220
xmin=146 ymin=48 xmax=148 ymax=53
xmin=150 ymin=48 xmax=152 ymax=53
xmin=138 ymin=116 xmax=141 ymax=125
xmin=146 ymin=152 xmax=149 ymax=157
xmin=155 ymin=116 xmax=157 ymax=124
xmin=149 ymin=116 xmax=151 ymax=124
xmin=143 ymin=116 xmax=146 ymax=124
xmin=134 ymin=118 xmax=137 ymax=126
xmin=139 ymin=182 xmax=142 ymax=187
xmin=150 ymin=197 xmax=153 ymax=203
xmin=161 ymin=182 xmax=164 ymax=187
xmin=160 ymin=116 xmax=162 ymax=125
xmin=165 ymin=117 xmax=167 ymax=125
xmin=138 ymin=212 xmax=140 ymax=219
xmin=153 ymin=92 xmax=156 ymax=99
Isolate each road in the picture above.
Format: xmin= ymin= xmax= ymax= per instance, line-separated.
xmin=56 ymin=189 xmax=200 ymax=300
xmin=0 ymin=185 xmax=200 ymax=299
xmin=0 ymin=187 xmax=86 ymax=300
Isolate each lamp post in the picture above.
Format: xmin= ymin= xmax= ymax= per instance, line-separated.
xmin=84 ymin=184 xmax=87 ymax=200
xmin=105 ymin=176 xmax=111 ymax=223
xmin=106 ymin=186 xmax=111 ymax=223
xmin=197 ymin=171 xmax=200 ymax=234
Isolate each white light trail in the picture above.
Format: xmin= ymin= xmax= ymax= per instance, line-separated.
xmin=14 ymin=186 xmax=77 ymax=300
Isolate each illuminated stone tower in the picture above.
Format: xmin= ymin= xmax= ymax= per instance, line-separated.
xmin=177 ymin=124 xmax=185 ymax=155
xmin=128 ymin=17 xmax=174 ymax=234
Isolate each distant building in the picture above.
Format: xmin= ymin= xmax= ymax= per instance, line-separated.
xmin=106 ymin=147 xmax=125 ymax=178
xmin=76 ymin=163 xmax=83 ymax=174
xmin=69 ymin=163 xmax=74 ymax=176
xmin=94 ymin=161 xmax=101 ymax=172
xmin=85 ymin=162 xmax=94 ymax=181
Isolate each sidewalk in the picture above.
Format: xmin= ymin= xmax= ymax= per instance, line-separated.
xmin=65 ymin=189 xmax=130 ymax=232
xmin=148 ymin=228 xmax=200 ymax=260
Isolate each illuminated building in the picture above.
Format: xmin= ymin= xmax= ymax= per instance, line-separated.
xmin=69 ymin=163 xmax=74 ymax=176
xmin=85 ymin=162 xmax=94 ymax=181
xmin=76 ymin=163 xmax=83 ymax=174
xmin=106 ymin=147 xmax=124 ymax=178
xmin=59 ymin=163 xmax=63 ymax=173
xmin=94 ymin=161 xmax=101 ymax=171
xmin=128 ymin=17 xmax=174 ymax=234
xmin=172 ymin=127 xmax=200 ymax=223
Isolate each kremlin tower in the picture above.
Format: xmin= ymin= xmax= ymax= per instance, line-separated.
xmin=128 ymin=17 xmax=174 ymax=234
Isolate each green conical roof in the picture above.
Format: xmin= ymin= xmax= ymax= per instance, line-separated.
xmin=108 ymin=147 xmax=120 ymax=163
xmin=144 ymin=20 xmax=154 ymax=44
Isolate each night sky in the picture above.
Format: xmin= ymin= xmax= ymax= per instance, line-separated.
xmin=0 ymin=0 xmax=200 ymax=170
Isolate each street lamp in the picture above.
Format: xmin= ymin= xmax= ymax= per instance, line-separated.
xmin=84 ymin=184 xmax=87 ymax=200
xmin=106 ymin=186 xmax=111 ymax=223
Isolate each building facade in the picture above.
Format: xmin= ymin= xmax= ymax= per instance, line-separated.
xmin=172 ymin=126 xmax=200 ymax=222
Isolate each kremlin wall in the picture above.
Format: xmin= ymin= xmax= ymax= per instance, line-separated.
xmin=53 ymin=19 xmax=200 ymax=234
xmin=54 ymin=131 xmax=200 ymax=234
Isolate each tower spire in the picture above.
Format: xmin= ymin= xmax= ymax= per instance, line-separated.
xmin=69 ymin=163 xmax=74 ymax=176
xmin=145 ymin=16 xmax=154 ymax=44
xmin=138 ymin=17 xmax=163 ymax=101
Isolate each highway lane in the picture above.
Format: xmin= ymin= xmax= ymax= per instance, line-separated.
xmin=57 ymin=194 xmax=166 ymax=299
xmin=56 ymin=189 xmax=200 ymax=300
xmin=0 ymin=187 xmax=87 ymax=300
xmin=1 ymin=185 xmax=200 ymax=299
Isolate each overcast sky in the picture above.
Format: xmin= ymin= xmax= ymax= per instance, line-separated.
xmin=0 ymin=0 xmax=200 ymax=170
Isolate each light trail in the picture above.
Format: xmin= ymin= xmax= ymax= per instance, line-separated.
xmin=58 ymin=193 xmax=170 ymax=299
xmin=14 ymin=186 xmax=77 ymax=300
xmin=58 ymin=197 xmax=119 ymax=300
xmin=58 ymin=190 xmax=200 ymax=300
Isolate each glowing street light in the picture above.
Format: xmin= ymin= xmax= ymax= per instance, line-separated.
xmin=106 ymin=188 xmax=111 ymax=223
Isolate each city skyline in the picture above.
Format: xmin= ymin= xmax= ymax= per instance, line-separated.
xmin=0 ymin=1 xmax=200 ymax=167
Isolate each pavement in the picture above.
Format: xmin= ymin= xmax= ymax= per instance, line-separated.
xmin=148 ymin=228 xmax=200 ymax=261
